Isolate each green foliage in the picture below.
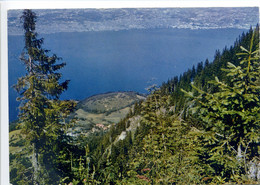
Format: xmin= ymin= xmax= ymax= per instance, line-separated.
xmin=61 ymin=145 xmax=100 ymax=185
xmin=123 ymin=91 xmax=207 ymax=184
xmin=182 ymin=28 xmax=260 ymax=183
xmin=10 ymin=155 xmax=33 ymax=185
xmin=12 ymin=9 xmax=76 ymax=184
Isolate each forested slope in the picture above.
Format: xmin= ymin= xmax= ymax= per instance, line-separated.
xmin=81 ymin=26 xmax=259 ymax=184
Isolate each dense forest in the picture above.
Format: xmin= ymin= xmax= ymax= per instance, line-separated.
xmin=10 ymin=10 xmax=259 ymax=184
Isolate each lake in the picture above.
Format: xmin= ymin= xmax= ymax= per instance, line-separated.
xmin=8 ymin=28 xmax=246 ymax=121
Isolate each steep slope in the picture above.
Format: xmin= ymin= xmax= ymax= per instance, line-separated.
xmin=90 ymin=26 xmax=260 ymax=184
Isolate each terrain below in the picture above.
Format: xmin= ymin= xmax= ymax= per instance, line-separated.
xmin=69 ymin=91 xmax=146 ymax=136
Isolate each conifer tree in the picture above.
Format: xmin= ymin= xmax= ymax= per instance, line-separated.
xmin=183 ymin=28 xmax=259 ymax=182
xmin=14 ymin=9 xmax=75 ymax=184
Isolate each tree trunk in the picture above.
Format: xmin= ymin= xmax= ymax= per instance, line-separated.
xmin=237 ymin=144 xmax=242 ymax=160
xmin=32 ymin=143 xmax=39 ymax=185
xmin=29 ymin=56 xmax=33 ymax=75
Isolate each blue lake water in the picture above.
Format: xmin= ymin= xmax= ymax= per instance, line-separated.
xmin=8 ymin=28 xmax=246 ymax=121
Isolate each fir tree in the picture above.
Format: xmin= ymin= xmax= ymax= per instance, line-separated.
xmin=14 ymin=9 xmax=76 ymax=184
xmin=183 ymin=28 xmax=259 ymax=183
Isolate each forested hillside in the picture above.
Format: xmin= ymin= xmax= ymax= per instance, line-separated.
xmin=76 ymin=25 xmax=259 ymax=184
xmin=10 ymin=9 xmax=259 ymax=185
